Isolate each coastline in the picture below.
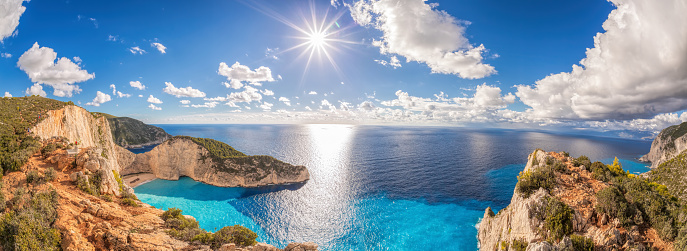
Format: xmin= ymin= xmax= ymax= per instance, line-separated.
xmin=123 ymin=173 xmax=158 ymax=188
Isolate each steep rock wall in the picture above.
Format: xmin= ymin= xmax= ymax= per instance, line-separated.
xmin=31 ymin=105 xmax=123 ymax=195
xmin=640 ymin=123 xmax=687 ymax=168
xmin=120 ymin=137 xmax=310 ymax=187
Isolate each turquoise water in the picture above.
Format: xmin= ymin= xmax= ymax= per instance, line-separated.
xmin=134 ymin=125 xmax=652 ymax=250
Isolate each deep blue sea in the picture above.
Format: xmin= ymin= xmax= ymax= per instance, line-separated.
xmin=133 ymin=124 xmax=652 ymax=250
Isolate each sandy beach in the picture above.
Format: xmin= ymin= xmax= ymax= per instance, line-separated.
xmin=123 ymin=173 xmax=158 ymax=188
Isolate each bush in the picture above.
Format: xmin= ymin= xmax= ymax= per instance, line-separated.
xmin=26 ymin=170 xmax=41 ymax=185
xmin=44 ymin=168 xmax=55 ymax=182
xmin=516 ymin=166 xmax=555 ymax=198
xmin=76 ymin=175 xmax=94 ymax=195
xmin=112 ymin=170 xmax=124 ymax=193
xmin=0 ymin=190 xmax=61 ymax=251
xmin=511 ymin=238 xmax=528 ymax=251
xmin=101 ymin=194 xmax=113 ymax=202
xmin=121 ymin=198 xmax=139 ymax=207
xmin=40 ymin=143 xmax=57 ymax=158
xmin=211 ymin=225 xmax=258 ymax=248
xmin=544 ymin=197 xmax=573 ymax=241
xmin=571 ymin=234 xmax=594 ymax=251
xmin=595 ymin=186 xmax=634 ymax=226
xmin=573 ymin=155 xmax=591 ymax=169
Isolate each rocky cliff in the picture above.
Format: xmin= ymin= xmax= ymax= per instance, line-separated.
xmin=107 ymin=116 xmax=171 ymax=148
xmin=640 ymin=121 xmax=687 ymax=168
xmin=478 ymin=150 xmax=679 ymax=250
xmin=119 ymin=136 xmax=310 ymax=187
xmin=31 ymin=105 xmax=125 ymax=196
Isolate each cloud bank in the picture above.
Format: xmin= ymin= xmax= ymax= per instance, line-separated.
xmin=18 ymin=42 xmax=95 ymax=97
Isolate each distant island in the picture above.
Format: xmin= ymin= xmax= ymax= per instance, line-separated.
xmin=0 ymin=96 xmax=316 ymax=250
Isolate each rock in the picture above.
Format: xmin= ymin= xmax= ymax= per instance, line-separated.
xmin=76 ymin=148 xmax=121 ymax=196
xmin=250 ymin=243 xmax=279 ymax=251
xmin=526 ymin=241 xmax=553 ymax=251
xmin=640 ymin=121 xmax=687 ymax=168
xmin=120 ymin=136 xmax=309 ymax=187
xmin=612 ymin=218 xmax=621 ymax=228
xmin=284 ymin=242 xmax=318 ymax=251
xmin=70 ymin=171 xmax=84 ymax=182
xmin=219 ymin=243 xmax=236 ymax=251
xmin=600 ymin=213 xmax=609 ymax=225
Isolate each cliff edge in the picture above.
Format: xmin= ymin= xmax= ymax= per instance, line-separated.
xmin=119 ymin=136 xmax=310 ymax=187
xmin=479 ymin=149 xmax=683 ymax=250
xmin=640 ymin=121 xmax=687 ymax=168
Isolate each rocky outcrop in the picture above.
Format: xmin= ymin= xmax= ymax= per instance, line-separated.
xmin=640 ymin=121 xmax=687 ymax=168
xmin=120 ymin=137 xmax=310 ymax=187
xmin=478 ymin=150 xmax=672 ymax=250
xmin=31 ymin=105 xmax=123 ymax=195
xmin=108 ymin=116 xmax=171 ymax=148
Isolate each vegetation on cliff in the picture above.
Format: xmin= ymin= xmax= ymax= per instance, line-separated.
xmin=659 ymin=121 xmax=687 ymax=152
xmin=106 ymin=116 xmax=171 ymax=148
xmin=161 ymin=207 xmax=257 ymax=248
xmin=650 ymin=150 xmax=687 ymax=202
xmin=0 ymin=96 xmax=68 ymax=174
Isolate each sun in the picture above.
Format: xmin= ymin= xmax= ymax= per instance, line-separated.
xmin=309 ymin=31 xmax=327 ymax=49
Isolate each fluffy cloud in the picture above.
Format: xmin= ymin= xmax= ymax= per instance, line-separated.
xmin=227 ymin=86 xmax=262 ymax=103
xmin=261 ymin=89 xmax=274 ymax=96
xmin=151 ymin=42 xmax=167 ymax=54
xmin=348 ymin=0 xmax=495 ymax=79
xmin=223 ymin=80 xmax=243 ymax=89
xmin=17 ymin=42 xmax=95 ymax=97
xmin=109 ymin=84 xmax=130 ymax=97
xmin=259 ymin=102 xmax=273 ymax=111
xmin=191 ymin=102 xmax=219 ymax=108
xmin=147 ymin=95 xmax=162 ymax=104
xmin=279 ymin=97 xmax=291 ymax=106
xmin=85 ymin=91 xmax=112 ymax=106
xmin=25 ymin=84 xmax=46 ymax=96
xmin=180 ymin=100 xmax=191 ymax=105
xmin=308 ymin=91 xmax=317 ymax=95
xmin=375 ymin=55 xmax=402 ymax=68
xmin=1 ymin=53 xmax=11 ymax=58
xmin=162 ymin=82 xmax=206 ymax=98
xmin=4 ymin=91 xmax=12 ymax=97
xmin=516 ymin=0 xmax=687 ymax=120
xmin=130 ymin=81 xmax=145 ymax=90
xmin=148 ymin=104 xmax=161 ymax=110
xmin=218 ymin=62 xmax=275 ymax=85
xmin=129 ymin=46 xmax=146 ymax=54
xmin=0 ymin=0 xmax=26 ymax=42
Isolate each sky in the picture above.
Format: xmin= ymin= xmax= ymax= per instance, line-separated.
xmin=1 ymin=0 xmax=686 ymax=138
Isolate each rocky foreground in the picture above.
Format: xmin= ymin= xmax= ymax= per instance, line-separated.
xmin=478 ymin=150 xmax=680 ymax=250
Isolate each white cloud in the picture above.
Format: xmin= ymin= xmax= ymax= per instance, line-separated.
xmin=163 ymin=82 xmax=206 ymax=98
xmin=305 ymin=106 xmax=312 ymax=111
xmin=279 ymin=97 xmax=291 ymax=106
xmin=129 ymin=46 xmax=146 ymax=54
xmin=261 ymin=89 xmax=274 ymax=96
xmin=138 ymin=94 xmax=143 ymax=98
xmin=147 ymin=95 xmax=163 ymax=104
xmin=180 ymin=100 xmax=191 ymax=105
xmin=191 ymin=102 xmax=219 ymax=108
xmin=148 ymin=104 xmax=162 ymax=110
xmin=308 ymin=91 xmax=317 ymax=95
xmin=17 ymin=42 xmax=95 ymax=97
xmin=25 ymin=84 xmax=46 ymax=97
xmin=218 ymin=62 xmax=275 ymax=86
xmin=227 ymin=86 xmax=262 ymax=103
xmin=110 ymin=84 xmax=116 ymax=95
xmin=151 ymin=42 xmax=167 ymax=54
xmin=516 ymin=0 xmax=687 ymax=120
xmin=1 ymin=53 xmax=11 ymax=58
xmin=375 ymin=55 xmax=402 ymax=68
xmin=0 ymin=0 xmax=26 ymax=42
xmin=260 ymin=102 xmax=273 ymax=111
xmin=348 ymin=0 xmax=495 ymax=79
xmin=321 ymin=99 xmax=336 ymax=111
xmin=85 ymin=91 xmax=112 ymax=107
xmin=4 ymin=91 xmax=12 ymax=97
xmin=107 ymin=35 xmax=118 ymax=42
xmin=130 ymin=80 xmax=145 ymax=90
xmin=223 ymin=80 xmax=244 ymax=89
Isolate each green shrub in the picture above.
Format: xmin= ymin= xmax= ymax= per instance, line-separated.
xmin=44 ymin=168 xmax=55 ymax=182
xmin=25 ymin=171 xmax=41 ymax=185
xmin=112 ymin=170 xmax=124 ymax=193
xmin=210 ymin=225 xmax=258 ymax=248
xmin=595 ymin=186 xmax=635 ymax=226
xmin=121 ymin=198 xmax=139 ymax=207
xmin=121 ymin=190 xmax=138 ymax=201
xmin=545 ymin=156 xmax=555 ymax=166
xmin=0 ymin=190 xmax=61 ymax=251
xmin=511 ymin=238 xmax=528 ymax=251
xmin=573 ymin=155 xmax=591 ymax=169
xmin=40 ymin=143 xmax=57 ymax=158
xmin=544 ymin=197 xmax=573 ymax=241
xmin=571 ymin=234 xmax=594 ymax=251
xmin=101 ymin=194 xmax=113 ymax=202
xmin=516 ymin=166 xmax=555 ymax=198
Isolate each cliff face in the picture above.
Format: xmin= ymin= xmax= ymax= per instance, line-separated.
xmin=31 ymin=105 xmax=123 ymax=195
xmin=119 ymin=137 xmax=310 ymax=187
xmin=640 ymin=122 xmax=687 ymax=168
xmin=108 ymin=117 xmax=171 ymax=148
xmin=478 ymin=150 xmax=674 ymax=251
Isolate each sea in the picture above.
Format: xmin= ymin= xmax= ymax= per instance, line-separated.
xmin=133 ymin=124 xmax=652 ymax=250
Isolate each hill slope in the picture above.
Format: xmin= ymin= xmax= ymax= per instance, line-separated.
xmin=106 ymin=116 xmax=171 ymax=148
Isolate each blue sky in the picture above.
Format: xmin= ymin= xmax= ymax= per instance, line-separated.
xmin=1 ymin=0 xmax=686 ymax=137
